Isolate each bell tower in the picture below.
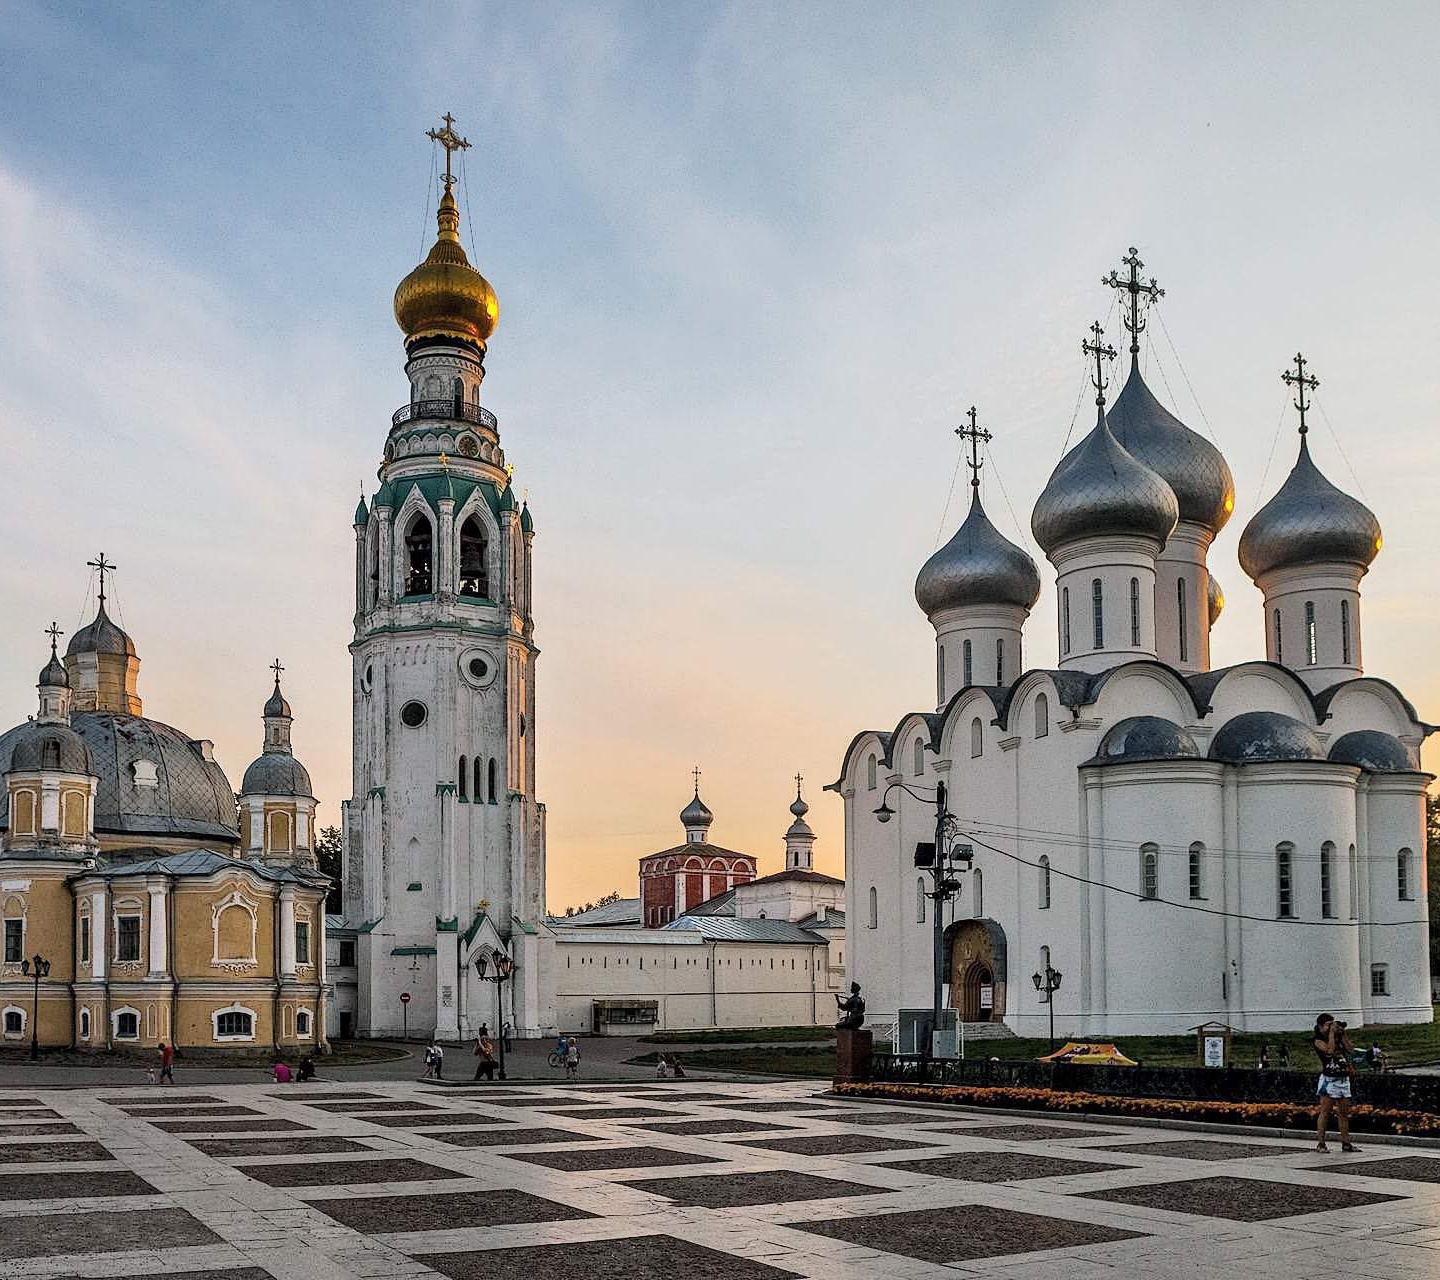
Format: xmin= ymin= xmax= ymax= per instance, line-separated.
xmin=343 ymin=114 xmax=550 ymax=1040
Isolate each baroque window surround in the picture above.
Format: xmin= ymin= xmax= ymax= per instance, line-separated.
xmin=213 ymin=1003 xmax=258 ymax=1042
xmin=211 ymin=888 xmax=261 ymax=973
xmin=112 ymin=1006 xmax=141 ymax=1040
xmin=2 ymin=1005 xmax=25 ymax=1038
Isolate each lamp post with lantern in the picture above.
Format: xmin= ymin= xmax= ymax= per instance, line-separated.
xmin=472 ymin=948 xmax=515 ymax=1080
xmin=1032 ymin=959 xmax=1063 ymax=1053
xmin=19 ymin=954 xmax=50 ymax=1062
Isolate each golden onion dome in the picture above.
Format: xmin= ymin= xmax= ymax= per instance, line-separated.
xmin=393 ymin=183 xmax=499 ymax=346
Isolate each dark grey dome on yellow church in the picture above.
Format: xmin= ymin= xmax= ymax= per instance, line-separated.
xmin=8 ymin=723 xmax=92 ymax=775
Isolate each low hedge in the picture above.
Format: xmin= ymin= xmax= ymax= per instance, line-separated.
xmin=836 ymin=1080 xmax=1440 ymax=1137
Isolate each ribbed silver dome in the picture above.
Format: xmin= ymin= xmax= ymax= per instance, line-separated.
xmin=1092 ymin=716 xmax=1200 ymax=764
xmin=1107 ymin=364 xmax=1235 ymax=533
xmin=38 ymin=653 xmax=69 ymax=688
xmin=1327 ymin=730 xmax=1416 ymax=773
xmin=264 ymin=682 xmax=292 ymax=719
xmin=680 ymin=789 xmax=713 ymax=828
xmin=241 ymin=753 xmax=313 ymax=797
xmin=1238 ymin=438 xmax=1382 ymax=581
xmin=916 ymin=489 xmax=1041 ymax=617
xmin=1209 ymin=711 xmax=1325 ymax=764
xmin=9 ymin=723 xmax=93 ymax=774
xmin=1207 ymin=574 xmax=1224 ymax=626
xmin=67 ymin=605 xmax=136 ymax=658
xmin=1031 ymin=409 xmax=1180 ymax=557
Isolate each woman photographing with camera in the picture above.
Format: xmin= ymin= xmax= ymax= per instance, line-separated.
xmin=1313 ymin=1013 xmax=1360 ymax=1153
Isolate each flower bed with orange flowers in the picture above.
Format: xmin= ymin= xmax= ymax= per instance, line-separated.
xmin=834 ymin=1081 xmax=1440 ymax=1136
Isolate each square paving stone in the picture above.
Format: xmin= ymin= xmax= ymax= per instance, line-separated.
xmin=189 ymin=1136 xmax=373 ymax=1157
xmin=882 ymin=1151 xmax=1127 ymax=1181
xmin=433 ymin=1126 xmax=590 ymax=1147
xmin=0 ymin=1169 xmax=156 ymax=1200
xmin=155 ymin=1118 xmax=313 ymax=1133
xmin=635 ymin=1118 xmax=800 ymax=1136
xmin=729 ymin=1133 xmax=938 ymax=1157
xmin=0 ymin=1207 xmax=221 ymax=1259
xmin=622 ymin=1091 xmax=736 ymax=1103
xmin=965 ymin=1123 xmax=1116 ymax=1141
xmin=0 ymin=1096 xmax=42 ymax=1106
xmin=307 ymin=1099 xmax=443 ymax=1112
xmin=0 ymin=1107 xmax=62 ymax=1120
xmin=1080 ymin=1174 xmax=1406 ymax=1221
xmin=245 ymin=1156 xmax=464 ymax=1187
xmin=538 ymin=1106 xmax=675 ymax=1120
xmin=1315 ymin=1155 xmax=1440 ymax=1183
xmin=508 ymin=1144 xmax=722 ymax=1172
xmin=356 ymin=1110 xmax=499 ymax=1128
xmin=710 ymin=1100 xmax=818 ymax=1114
xmin=626 ymin=1169 xmax=884 ymax=1207
xmin=820 ymin=1109 xmax=951 ymax=1125
xmin=0 ymin=1139 xmax=115 ymax=1163
xmin=790 ymin=1204 xmax=1144 ymax=1263
xmin=0 ymin=1121 xmax=83 ymax=1137
xmin=415 ymin=1234 xmax=797 ymax=1279
xmin=1093 ymin=1139 xmax=1302 ymax=1160
xmin=112 ymin=1093 xmax=227 ymax=1105
xmin=121 ymin=1104 xmax=265 ymax=1117
xmin=50 ymin=1272 xmax=273 ymax=1280
xmin=274 ymin=1090 xmax=386 ymax=1100
xmin=315 ymin=1186 xmax=594 ymax=1234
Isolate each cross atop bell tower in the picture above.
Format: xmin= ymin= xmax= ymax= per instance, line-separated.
xmin=955 ymin=406 xmax=993 ymax=493
xmin=426 ymin=111 xmax=471 ymax=190
xmin=1282 ymin=351 xmax=1319 ymax=436
xmin=1083 ymin=322 xmax=1118 ymax=407
xmin=86 ymin=552 xmax=116 ymax=613
xmin=1103 ymin=247 xmax=1164 ymax=359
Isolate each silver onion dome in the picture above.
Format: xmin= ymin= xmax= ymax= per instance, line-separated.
xmin=264 ymin=681 xmax=292 ymax=719
xmin=680 ymin=788 xmax=713 ymax=830
xmin=38 ymin=652 xmax=69 ymax=688
xmin=67 ymin=604 xmax=136 ymax=658
xmin=9 ymin=722 xmax=92 ymax=774
xmin=1238 ymin=438 xmax=1382 ymax=581
xmin=241 ymin=753 xmax=314 ymax=797
xmin=1107 ymin=364 xmax=1235 ymax=533
xmin=1207 ymin=574 xmax=1224 ymax=626
xmin=915 ymin=489 xmax=1041 ymax=617
xmin=1031 ymin=408 xmax=1179 ymax=557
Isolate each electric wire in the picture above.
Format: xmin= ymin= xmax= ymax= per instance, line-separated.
xmin=419 ymin=144 xmax=437 ymax=260
xmin=459 ymin=145 xmax=478 ymax=253
xmin=1314 ymin=395 xmax=1370 ymax=501
xmin=1250 ymin=390 xmax=1293 ymax=517
xmin=1154 ymin=307 xmax=1222 ymax=446
xmin=982 ymin=441 xmax=1036 ymax=555
xmin=932 ymin=432 xmax=967 ymax=550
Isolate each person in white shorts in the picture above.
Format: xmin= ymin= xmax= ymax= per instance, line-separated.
xmin=1313 ymin=1013 xmax=1359 ymax=1153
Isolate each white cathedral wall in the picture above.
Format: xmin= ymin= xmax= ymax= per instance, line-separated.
xmin=1362 ymin=775 xmax=1432 ymax=1023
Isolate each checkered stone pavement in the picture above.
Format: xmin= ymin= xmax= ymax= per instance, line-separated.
xmin=2 ymin=1077 xmax=1439 ymax=1278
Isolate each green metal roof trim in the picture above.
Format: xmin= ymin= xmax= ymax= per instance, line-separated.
xmin=372 ymin=474 xmax=503 ymax=520
xmin=460 ymin=910 xmax=488 ymax=946
xmin=511 ymin=915 xmax=538 ymax=935
xmin=436 ymin=916 xmax=458 ymax=932
xmin=390 ymin=945 xmax=437 ymax=956
xmin=355 ymin=917 xmax=383 ymax=933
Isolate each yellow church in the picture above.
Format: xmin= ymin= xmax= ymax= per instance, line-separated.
xmin=0 ymin=569 xmax=330 ymax=1054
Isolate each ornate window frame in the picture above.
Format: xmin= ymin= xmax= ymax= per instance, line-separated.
xmin=112 ymin=1006 xmax=141 ymax=1041
xmin=211 ymin=888 xmax=260 ymax=972
xmin=79 ymin=1007 xmax=91 ymax=1041
xmin=2 ymin=1005 xmax=25 ymax=1038
xmin=213 ymin=1003 xmax=257 ymax=1042
xmin=10 ymin=788 xmax=37 ymax=836
xmin=295 ymin=1008 xmax=313 ymax=1039
xmin=294 ymin=906 xmax=314 ymax=971
xmin=112 ymin=896 xmax=144 ymax=971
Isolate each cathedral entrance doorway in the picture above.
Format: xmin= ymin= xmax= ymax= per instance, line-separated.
xmin=943 ymin=918 xmax=1007 ymax=1023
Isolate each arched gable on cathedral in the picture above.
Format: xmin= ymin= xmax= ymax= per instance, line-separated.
xmin=1197 ymin=661 xmax=1321 ymax=729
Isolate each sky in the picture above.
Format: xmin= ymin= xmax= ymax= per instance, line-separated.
xmin=1 ymin=3 xmax=1437 ymax=912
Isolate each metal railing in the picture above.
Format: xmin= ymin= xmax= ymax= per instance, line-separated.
xmin=391 ymin=399 xmax=499 ymax=431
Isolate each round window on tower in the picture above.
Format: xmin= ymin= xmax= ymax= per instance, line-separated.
xmin=458 ymin=648 xmax=497 ymax=689
xmin=360 ymin=663 xmax=374 ymax=695
xmin=458 ymin=434 xmax=479 ymax=458
xmin=399 ymin=701 xmax=428 ymax=728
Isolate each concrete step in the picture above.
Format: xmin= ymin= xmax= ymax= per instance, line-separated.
xmin=958 ymin=1021 xmax=1017 ymax=1041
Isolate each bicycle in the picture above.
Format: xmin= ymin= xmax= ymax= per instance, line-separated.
xmin=546 ymin=1050 xmax=566 ymax=1068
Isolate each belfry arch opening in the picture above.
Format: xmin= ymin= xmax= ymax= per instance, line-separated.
xmin=404 ymin=513 xmax=433 ymax=595
xmin=459 ymin=516 xmax=489 ymax=598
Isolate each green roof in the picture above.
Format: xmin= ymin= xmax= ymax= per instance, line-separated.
xmin=390 ymin=945 xmax=437 ymax=957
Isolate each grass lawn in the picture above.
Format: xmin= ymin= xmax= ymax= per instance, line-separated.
xmin=637 ymin=1007 xmax=1440 ymax=1077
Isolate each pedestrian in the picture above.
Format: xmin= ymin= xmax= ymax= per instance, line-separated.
xmin=158 ymin=1041 xmax=175 ymax=1085
xmin=432 ymin=1039 xmax=444 ymax=1079
xmin=1279 ymin=1044 xmax=1291 ymax=1070
xmin=655 ymin=1054 xmax=671 ymax=1079
xmin=670 ymin=1055 xmax=686 ymax=1079
xmin=1258 ymin=1045 xmax=1270 ymax=1070
xmin=474 ymin=1029 xmax=498 ymax=1081
xmin=421 ymin=1042 xmax=436 ymax=1079
xmin=297 ymin=1054 xmax=316 ymax=1082
xmin=1313 ymin=1013 xmax=1359 ymax=1153
xmin=565 ymin=1035 xmax=580 ymax=1082
xmin=271 ymin=1058 xmax=293 ymax=1084
xmin=502 ymin=1021 xmax=513 ymax=1053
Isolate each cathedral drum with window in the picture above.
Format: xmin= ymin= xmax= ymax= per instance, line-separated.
xmin=334 ymin=116 xmax=552 ymax=1040
xmin=832 ymin=262 xmax=1431 ymax=1037
xmin=0 ymin=602 xmax=329 ymax=1052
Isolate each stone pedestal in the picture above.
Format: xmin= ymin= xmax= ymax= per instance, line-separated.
xmin=835 ymin=1028 xmax=873 ymax=1083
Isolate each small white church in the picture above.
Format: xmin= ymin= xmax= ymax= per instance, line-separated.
xmin=833 ymin=255 xmax=1432 ymax=1037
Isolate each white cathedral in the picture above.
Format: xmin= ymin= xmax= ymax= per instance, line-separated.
xmin=337 ymin=120 xmax=551 ymax=1040
xmin=834 ymin=255 xmax=1432 ymax=1037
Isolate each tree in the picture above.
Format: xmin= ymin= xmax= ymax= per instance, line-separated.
xmin=315 ymin=825 xmax=343 ymax=914
xmin=1427 ymin=794 xmax=1439 ymax=978
xmin=561 ymin=889 xmax=623 ymax=918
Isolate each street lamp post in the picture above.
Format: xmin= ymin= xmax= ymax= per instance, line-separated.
xmin=473 ymin=949 xmax=515 ymax=1080
xmin=875 ymin=780 xmax=972 ymax=1057
xmin=1031 ymin=960 xmax=1063 ymax=1053
xmin=19 ymin=954 xmax=50 ymax=1062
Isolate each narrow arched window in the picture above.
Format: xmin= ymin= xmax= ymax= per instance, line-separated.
xmin=1092 ymin=578 xmax=1104 ymax=649
xmin=404 ymin=512 xmax=433 ymax=595
xmin=972 ymin=867 xmax=984 ymax=917
xmin=866 ymin=755 xmax=877 ymax=791
xmin=1176 ymin=578 xmax=1187 ymax=662
xmin=916 ymin=877 xmax=926 ymax=923
xmin=913 ymin=738 xmax=925 ymax=776
xmin=1276 ymin=843 xmax=1295 ymax=918
xmin=488 ymin=757 xmax=498 ymax=803
xmin=1340 ymin=599 xmax=1352 ymax=665
xmin=1062 ymin=587 xmax=1072 ymax=654
xmin=937 ymin=644 xmax=945 ymax=703
xmin=962 ymin=639 xmax=973 ymax=687
xmin=473 ymin=756 xmax=483 ymax=800
xmin=1140 ymin=843 xmax=1159 ymax=900
xmin=1038 ymin=855 xmax=1051 ymax=909
xmin=1305 ymin=600 xmax=1317 ymax=665
xmin=1035 ymin=692 xmax=1049 ymax=738
xmin=970 ymin=717 xmax=983 ymax=758
xmin=471 ymin=383 xmax=481 ymax=406
xmin=1398 ymin=847 xmax=1413 ymax=901
xmin=459 ymin=516 xmax=489 ymax=597
xmin=1348 ymin=843 xmax=1359 ymax=918
xmin=867 ymin=886 xmax=878 ymax=929
xmin=1188 ymin=842 xmax=1204 ymax=899
xmin=458 ymin=756 xmax=468 ymax=800
xmin=995 ymin=638 xmax=1005 ymax=685
xmin=1273 ymin=608 xmax=1283 ymax=664
xmin=452 ymin=376 xmax=465 ymax=413
xmin=1320 ymin=841 xmax=1336 ymax=918
xmin=1129 ymin=577 xmax=1140 ymax=647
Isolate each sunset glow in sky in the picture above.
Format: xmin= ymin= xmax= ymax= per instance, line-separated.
xmin=1 ymin=4 xmax=1436 ymax=910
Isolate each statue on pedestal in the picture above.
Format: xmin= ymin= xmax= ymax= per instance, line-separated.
xmin=835 ymin=981 xmax=866 ymax=1030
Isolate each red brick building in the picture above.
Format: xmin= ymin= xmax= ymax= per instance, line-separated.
xmin=640 ymin=784 xmax=756 ymax=927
